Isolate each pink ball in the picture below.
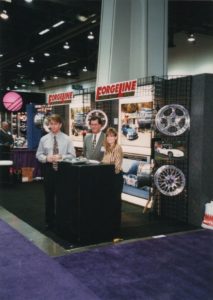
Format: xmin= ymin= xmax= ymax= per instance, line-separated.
xmin=3 ymin=91 xmax=23 ymax=112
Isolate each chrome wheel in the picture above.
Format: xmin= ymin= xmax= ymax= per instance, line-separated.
xmin=85 ymin=109 xmax=108 ymax=130
xmin=155 ymin=104 xmax=190 ymax=136
xmin=154 ymin=165 xmax=185 ymax=196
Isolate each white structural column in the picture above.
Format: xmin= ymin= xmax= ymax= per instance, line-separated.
xmin=96 ymin=0 xmax=168 ymax=85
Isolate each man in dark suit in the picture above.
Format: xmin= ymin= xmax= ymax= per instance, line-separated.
xmin=0 ymin=121 xmax=14 ymax=186
xmin=0 ymin=121 xmax=14 ymax=160
xmin=83 ymin=116 xmax=105 ymax=161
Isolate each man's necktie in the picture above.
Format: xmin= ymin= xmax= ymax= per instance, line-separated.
xmin=92 ymin=134 xmax=96 ymax=151
xmin=53 ymin=136 xmax=59 ymax=171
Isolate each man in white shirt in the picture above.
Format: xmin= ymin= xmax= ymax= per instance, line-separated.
xmin=36 ymin=114 xmax=76 ymax=229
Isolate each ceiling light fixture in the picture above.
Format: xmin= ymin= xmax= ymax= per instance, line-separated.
xmin=0 ymin=53 xmax=3 ymax=58
xmin=16 ymin=62 xmax=22 ymax=68
xmin=76 ymin=15 xmax=88 ymax=22
xmin=44 ymin=52 xmax=50 ymax=57
xmin=29 ymin=57 xmax=35 ymax=63
xmin=52 ymin=20 xmax=65 ymax=28
xmin=38 ymin=28 xmax=50 ymax=35
xmin=87 ymin=32 xmax=94 ymax=39
xmin=63 ymin=42 xmax=70 ymax=49
xmin=82 ymin=66 xmax=87 ymax=72
xmin=0 ymin=10 xmax=9 ymax=20
xmin=31 ymin=80 xmax=35 ymax=85
xmin=41 ymin=78 xmax=46 ymax=82
xmin=187 ymin=33 xmax=196 ymax=43
xmin=66 ymin=71 xmax=72 ymax=76
xmin=53 ymin=76 xmax=58 ymax=79
xmin=25 ymin=0 xmax=33 ymax=3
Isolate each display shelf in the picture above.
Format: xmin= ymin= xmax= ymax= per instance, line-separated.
xmin=11 ymin=112 xmax=27 ymax=148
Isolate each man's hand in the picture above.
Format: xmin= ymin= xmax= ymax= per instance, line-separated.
xmin=46 ymin=155 xmax=54 ymax=162
xmin=52 ymin=154 xmax=62 ymax=162
xmin=47 ymin=154 xmax=62 ymax=162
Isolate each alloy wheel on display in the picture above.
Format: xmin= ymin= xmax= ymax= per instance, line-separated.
xmin=155 ymin=104 xmax=190 ymax=136
xmin=154 ymin=165 xmax=185 ymax=196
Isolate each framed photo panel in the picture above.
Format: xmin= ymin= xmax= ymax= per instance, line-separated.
xmin=70 ymin=94 xmax=91 ymax=147
xmin=121 ymin=156 xmax=153 ymax=207
xmin=119 ymin=95 xmax=154 ymax=155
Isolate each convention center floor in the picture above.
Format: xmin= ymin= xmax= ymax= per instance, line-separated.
xmin=0 ymin=181 xmax=198 ymax=257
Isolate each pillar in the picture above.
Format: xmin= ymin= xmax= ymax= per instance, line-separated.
xmin=96 ymin=0 xmax=168 ymax=85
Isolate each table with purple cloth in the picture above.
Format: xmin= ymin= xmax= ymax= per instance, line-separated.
xmin=11 ymin=148 xmax=42 ymax=178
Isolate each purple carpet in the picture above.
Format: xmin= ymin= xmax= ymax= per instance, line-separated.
xmin=0 ymin=220 xmax=99 ymax=300
xmin=56 ymin=230 xmax=213 ymax=300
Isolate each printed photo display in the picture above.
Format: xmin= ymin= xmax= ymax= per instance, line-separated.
xmin=119 ymin=96 xmax=154 ymax=155
xmin=121 ymin=157 xmax=153 ymax=207
xmin=154 ymin=139 xmax=186 ymax=161
xmin=70 ymin=94 xmax=91 ymax=147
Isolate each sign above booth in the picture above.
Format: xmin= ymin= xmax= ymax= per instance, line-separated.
xmin=96 ymin=79 xmax=137 ymax=101
xmin=48 ymin=91 xmax=73 ymax=105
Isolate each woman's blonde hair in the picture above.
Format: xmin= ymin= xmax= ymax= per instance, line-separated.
xmin=104 ymin=127 xmax=118 ymax=152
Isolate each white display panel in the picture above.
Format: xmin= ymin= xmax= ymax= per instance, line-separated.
xmin=69 ymin=94 xmax=91 ymax=147
xmin=119 ymin=92 xmax=154 ymax=156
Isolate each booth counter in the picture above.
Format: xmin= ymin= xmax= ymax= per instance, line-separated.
xmin=55 ymin=162 xmax=117 ymax=244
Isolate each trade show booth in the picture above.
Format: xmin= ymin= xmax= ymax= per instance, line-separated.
xmin=1 ymin=74 xmax=213 ymax=241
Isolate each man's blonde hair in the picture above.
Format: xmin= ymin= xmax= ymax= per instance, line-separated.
xmin=48 ymin=114 xmax=62 ymax=124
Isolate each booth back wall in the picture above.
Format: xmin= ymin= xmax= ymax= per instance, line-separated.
xmin=188 ymin=74 xmax=213 ymax=226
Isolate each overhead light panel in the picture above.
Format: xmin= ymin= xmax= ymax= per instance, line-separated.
xmin=0 ymin=10 xmax=9 ymax=20
xmin=52 ymin=20 xmax=65 ymax=28
xmin=87 ymin=32 xmax=94 ymax=40
xmin=41 ymin=78 xmax=46 ymax=82
xmin=53 ymin=76 xmax=58 ymax=79
xmin=67 ymin=71 xmax=72 ymax=76
xmin=63 ymin=42 xmax=70 ymax=49
xmin=0 ymin=53 xmax=3 ymax=58
xmin=57 ymin=62 xmax=68 ymax=67
xmin=25 ymin=0 xmax=33 ymax=3
xmin=31 ymin=80 xmax=35 ymax=85
xmin=38 ymin=28 xmax=50 ymax=35
xmin=44 ymin=52 xmax=50 ymax=57
xmin=82 ymin=66 xmax=87 ymax=72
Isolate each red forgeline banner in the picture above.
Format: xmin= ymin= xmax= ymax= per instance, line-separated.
xmin=48 ymin=91 xmax=73 ymax=105
xmin=95 ymin=79 xmax=137 ymax=101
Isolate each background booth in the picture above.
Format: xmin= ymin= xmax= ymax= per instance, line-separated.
xmin=0 ymin=91 xmax=46 ymax=181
